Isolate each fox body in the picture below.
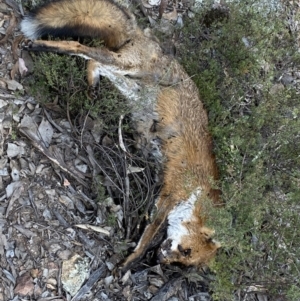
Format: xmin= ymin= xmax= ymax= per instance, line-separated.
xmin=21 ymin=0 xmax=221 ymax=271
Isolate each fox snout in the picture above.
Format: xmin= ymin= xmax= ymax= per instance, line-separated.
xmin=157 ymin=238 xmax=192 ymax=265
xmin=157 ymin=233 xmax=221 ymax=266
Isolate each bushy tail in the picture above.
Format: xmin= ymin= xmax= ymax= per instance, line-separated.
xmin=20 ymin=0 xmax=137 ymax=49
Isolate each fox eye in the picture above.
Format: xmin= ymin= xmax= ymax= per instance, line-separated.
xmin=178 ymin=245 xmax=191 ymax=257
xmin=184 ymin=248 xmax=191 ymax=256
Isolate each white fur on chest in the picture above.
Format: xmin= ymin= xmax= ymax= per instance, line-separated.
xmin=167 ymin=188 xmax=202 ymax=251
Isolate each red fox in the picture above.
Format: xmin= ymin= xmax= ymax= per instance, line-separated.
xmin=20 ymin=0 xmax=222 ymax=271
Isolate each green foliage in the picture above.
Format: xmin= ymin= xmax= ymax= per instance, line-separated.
xmin=93 ymin=175 xmax=107 ymax=203
xmin=27 ymin=52 xmax=88 ymax=110
xmin=180 ymin=0 xmax=300 ymax=299
xmin=27 ymin=52 xmax=130 ymax=128
xmin=10 ymin=128 xmax=18 ymax=141
xmin=107 ymin=212 xmax=117 ymax=227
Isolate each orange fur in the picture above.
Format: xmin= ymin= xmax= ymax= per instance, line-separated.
xmin=21 ymin=0 xmax=222 ymax=271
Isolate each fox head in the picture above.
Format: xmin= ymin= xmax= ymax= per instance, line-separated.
xmin=157 ymin=226 xmax=220 ymax=266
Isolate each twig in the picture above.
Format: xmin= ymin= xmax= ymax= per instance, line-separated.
xmin=118 ymin=115 xmax=131 ymax=239
xmin=72 ymin=265 xmax=107 ymax=301
xmin=80 ymin=109 xmax=91 ymax=149
xmin=118 ymin=114 xmax=127 ymax=153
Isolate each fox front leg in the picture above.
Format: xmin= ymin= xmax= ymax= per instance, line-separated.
xmin=121 ymin=222 xmax=157 ymax=272
xmin=121 ymin=200 xmax=170 ymax=272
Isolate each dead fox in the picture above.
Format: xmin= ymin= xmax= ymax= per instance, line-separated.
xmin=21 ymin=0 xmax=222 ymax=271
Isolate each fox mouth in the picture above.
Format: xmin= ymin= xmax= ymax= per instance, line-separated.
xmin=157 ymin=248 xmax=170 ymax=264
xmin=156 ymin=238 xmax=172 ymax=263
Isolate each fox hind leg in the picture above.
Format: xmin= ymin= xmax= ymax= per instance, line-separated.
xmin=87 ymin=60 xmax=101 ymax=99
xmin=27 ymin=40 xmax=116 ymax=65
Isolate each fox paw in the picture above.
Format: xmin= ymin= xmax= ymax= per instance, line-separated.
xmin=87 ymin=85 xmax=99 ymax=100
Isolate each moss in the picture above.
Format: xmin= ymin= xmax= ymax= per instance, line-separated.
xmin=180 ymin=0 xmax=300 ymax=298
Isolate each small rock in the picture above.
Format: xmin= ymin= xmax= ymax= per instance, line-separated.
xmin=121 ymin=270 xmax=131 ymax=285
xmin=100 ymin=292 xmax=109 ymax=299
xmin=0 ymin=99 xmax=7 ymax=109
xmin=47 ymin=278 xmax=57 ymax=286
xmin=105 ymin=261 xmax=115 ymax=271
xmin=57 ymin=249 xmax=72 ymax=260
xmin=61 ymin=254 xmax=89 ymax=296
xmin=6 ymin=79 xmax=23 ymax=91
xmin=280 ymin=74 xmax=294 ymax=85
xmin=27 ymin=102 xmax=35 ymax=110
xmin=104 ymin=275 xmax=114 ymax=286
xmin=143 ymin=291 xmax=152 ymax=299
xmin=59 ymin=195 xmax=75 ymax=210
xmin=148 ymin=284 xmax=159 ymax=295
xmin=149 ymin=277 xmax=164 ymax=288
xmin=11 ymin=166 xmax=20 ymax=181
xmin=7 ymin=143 xmax=25 ymax=157
xmin=42 ymin=268 xmax=49 ymax=279
xmin=122 ymin=285 xmax=132 ymax=299
xmin=30 ymin=269 xmax=39 ymax=278
xmin=43 ymin=208 xmax=52 ymax=220
xmin=46 ymin=283 xmax=56 ymax=290
xmin=149 ymin=0 xmax=160 ymax=5
xmin=49 ymin=243 xmax=62 ymax=254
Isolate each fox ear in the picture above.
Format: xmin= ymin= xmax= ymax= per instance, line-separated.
xmin=201 ymin=227 xmax=215 ymax=237
xmin=205 ymin=235 xmax=221 ymax=249
xmin=212 ymin=240 xmax=221 ymax=249
xmin=200 ymin=227 xmax=221 ymax=248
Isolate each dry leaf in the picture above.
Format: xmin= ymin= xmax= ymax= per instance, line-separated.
xmin=127 ymin=165 xmax=145 ymax=174
xmin=1 ymin=78 xmax=23 ymax=91
xmin=12 ymin=35 xmax=24 ymax=60
xmin=18 ymin=58 xmax=28 ymax=76
xmin=162 ymin=8 xmax=178 ymax=21
xmin=75 ymin=224 xmax=110 ymax=236
xmin=38 ymin=118 xmax=54 ymax=147
xmin=64 ymin=178 xmax=71 ymax=186
xmin=10 ymin=60 xmax=19 ymax=80
xmin=0 ymin=12 xmax=17 ymax=44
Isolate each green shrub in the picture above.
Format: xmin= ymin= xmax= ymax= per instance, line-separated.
xmin=27 ymin=52 xmax=130 ymax=128
xmin=27 ymin=52 xmax=88 ymax=110
xmin=180 ymin=0 xmax=300 ymax=299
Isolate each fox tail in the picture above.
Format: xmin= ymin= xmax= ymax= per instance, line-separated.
xmin=20 ymin=0 xmax=137 ymax=49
